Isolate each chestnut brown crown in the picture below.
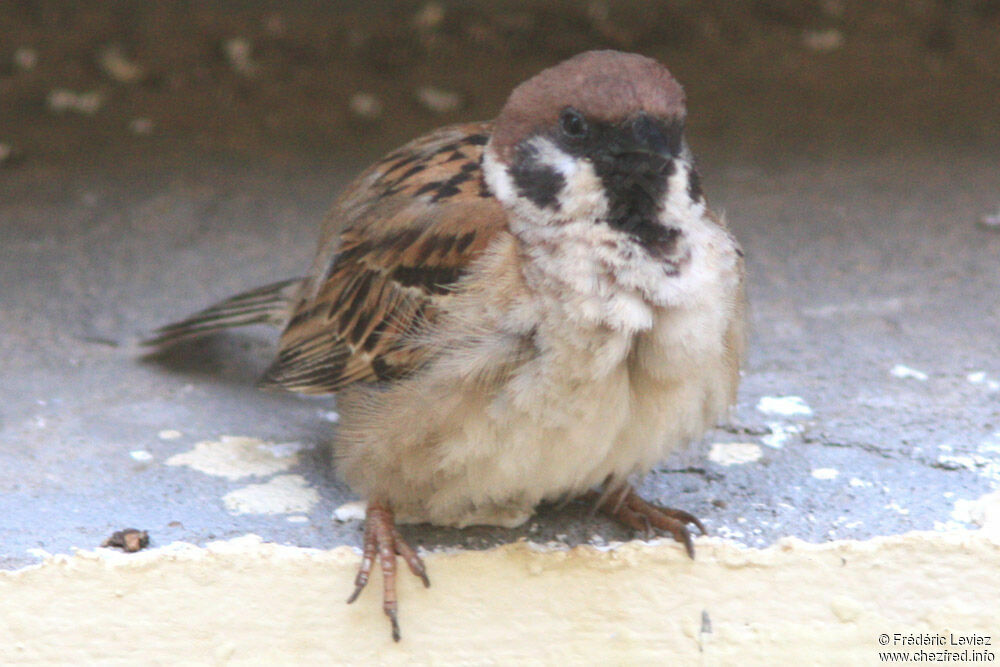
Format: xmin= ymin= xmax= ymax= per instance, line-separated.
xmin=489 ymin=50 xmax=687 ymax=161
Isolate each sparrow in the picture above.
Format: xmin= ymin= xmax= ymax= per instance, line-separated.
xmin=147 ymin=50 xmax=746 ymax=641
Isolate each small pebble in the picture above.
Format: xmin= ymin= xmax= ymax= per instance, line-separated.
xmin=413 ymin=2 xmax=445 ymax=30
xmin=262 ymin=13 xmax=285 ymax=36
xmin=223 ymin=37 xmax=258 ymax=77
xmin=98 ymin=45 xmax=145 ymax=84
xmin=0 ymin=142 xmax=19 ymax=167
xmin=415 ymin=86 xmax=463 ymax=114
xmin=348 ymin=92 xmax=383 ymax=120
xmin=13 ymin=47 xmax=38 ymax=71
xmin=102 ymin=528 xmax=150 ymax=553
xmin=802 ymin=29 xmax=844 ymax=52
xmin=47 ymin=89 xmax=104 ymax=115
xmin=129 ymin=117 xmax=154 ymax=135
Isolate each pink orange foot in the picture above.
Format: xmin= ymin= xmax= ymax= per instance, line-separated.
xmin=589 ymin=485 xmax=707 ymax=558
xmin=346 ymin=501 xmax=430 ymax=642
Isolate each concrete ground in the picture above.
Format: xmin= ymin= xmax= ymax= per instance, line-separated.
xmin=2 ymin=2 xmax=1000 ymax=571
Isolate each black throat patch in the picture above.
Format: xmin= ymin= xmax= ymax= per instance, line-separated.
xmin=591 ymin=151 xmax=677 ymax=255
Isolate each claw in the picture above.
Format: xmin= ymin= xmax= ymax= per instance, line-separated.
xmin=346 ymin=501 xmax=429 ymax=642
xmin=589 ymin=485 xmax=706 ymax=558
xmin=387 ymin=608 xmax=401 ymax=643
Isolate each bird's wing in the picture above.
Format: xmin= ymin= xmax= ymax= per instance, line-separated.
xmin=260 ymin=122 xmax=508 ymax=394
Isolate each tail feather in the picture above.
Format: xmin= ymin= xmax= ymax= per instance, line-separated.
xmin=143 ymin=278 xmax=304 ymax=347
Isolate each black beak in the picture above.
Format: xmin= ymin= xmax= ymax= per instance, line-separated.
xmin=609 ymin=113 xmax=683 ymax=160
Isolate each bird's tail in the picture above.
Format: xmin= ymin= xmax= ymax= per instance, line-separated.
xmin=143 ymin=278 xmax=304 ymax=347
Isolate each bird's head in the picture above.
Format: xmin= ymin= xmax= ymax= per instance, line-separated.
xmin=483 ymin=50 xmax=705 ymax=258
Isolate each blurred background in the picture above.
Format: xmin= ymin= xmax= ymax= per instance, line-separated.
xmin=2 ymin=1 xmax=999 ymax=568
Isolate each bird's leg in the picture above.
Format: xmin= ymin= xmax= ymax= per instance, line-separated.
xmin=586 ymin=484 xmax=707 ymax=558
xmin=346 ymin=501 xmax=430 ymax=642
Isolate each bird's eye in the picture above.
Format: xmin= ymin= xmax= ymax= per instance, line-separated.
xmin=559 ymin=108 xmax=588 ymax=139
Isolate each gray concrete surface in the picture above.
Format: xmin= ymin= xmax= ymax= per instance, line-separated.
xmin=2 ymin=2 xmax=999 ymax=569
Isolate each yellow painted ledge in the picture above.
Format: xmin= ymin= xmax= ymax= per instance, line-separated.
xmin=3 ymin=525 xmax=999 ymax=664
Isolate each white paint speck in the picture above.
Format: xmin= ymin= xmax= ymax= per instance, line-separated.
xmin=811 ymin=467 xmax=840 ymax=480
xmin=709 ymin=442 xmax=763 ymax=466
xmin=158 ymin=429 xmax=182 ymax=441
xmin=223 ymin=474 xmax=319 ymax=515
xmin=968 ymin=372 xmax=1000 ymax=391
xmin=129 ymin=450 xmax=153 ymax=462
xmin=761 ymin=422 xmax=802 ymax=448
xmin=979 ymin=208 xmax=1000 ymax=229
xmin=261 ymin=441 xmax=308 ymax=458
xmin=951 ymin=498 xmax=980 ymax=525
xmin=890 ymin=364 xmax=928 ymax=381
xmin=756 ymin=395 xmax=813 ymax=417
xmin=332 ymin=500 xmax=367 ymax=522
xmin=321 ymin=410 xmax=340 ymax=423
xmin=286 ymin=515 xmax=310 ymax=524
xmin=884 ymin=502 xmax=910 ymax=516
xmin=166 ymin=435 xmax=304 ymax=480
xmin=978 ymin=437 xmax=1000 ymax=455
xmin=848 ymin=477 xmax=872 ymax=488
xmin=951 ymin=490 xmax=1000 ymax=539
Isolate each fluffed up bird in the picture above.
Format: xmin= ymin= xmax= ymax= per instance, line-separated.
xmin=146 ymin=50 xmax=746 ymax=641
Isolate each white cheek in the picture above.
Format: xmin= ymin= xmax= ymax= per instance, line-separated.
xmin=484 ymin=139 xmax=608 ymax=225
xmin=560 ymin=161 xmax=607 ymax=220
xmin=482 ymin=147 xmax=515 ymax=205
xmin=662 ymin=161 xmax=706 ymax=222
xmin=531 ymin=138 xmax=607 ymax=221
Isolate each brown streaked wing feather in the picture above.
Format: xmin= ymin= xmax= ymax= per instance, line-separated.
xmin=260 ymin=122 xmax=507 ymax=394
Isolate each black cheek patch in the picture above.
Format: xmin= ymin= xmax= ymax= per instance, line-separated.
xmin=687 ymin=167 xmax=703 ymax=202
xmin=508 ymin=146 xmax=565 ymax=210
